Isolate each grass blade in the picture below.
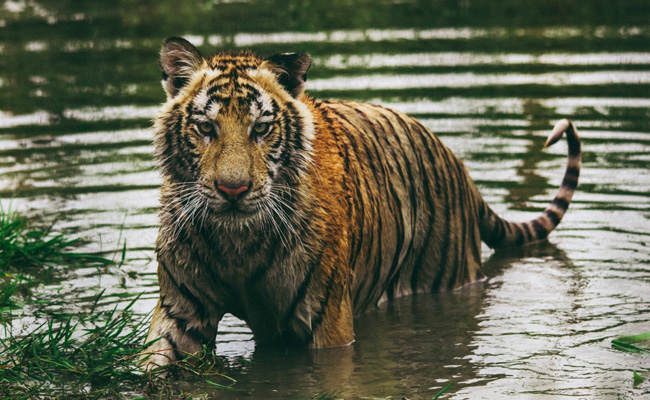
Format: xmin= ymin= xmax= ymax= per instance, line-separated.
xmin=612 ymin=332 xmax=650 ymax=354
xmin=433 ymin=382 xmax=455 ymax=400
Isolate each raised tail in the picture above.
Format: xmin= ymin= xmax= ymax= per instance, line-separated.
xmin=479 ymin=119 xmax=581 ymax=248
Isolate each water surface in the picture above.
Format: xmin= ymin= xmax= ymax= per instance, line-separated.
xmin=1 ymin=1 xmax=649 ymax=398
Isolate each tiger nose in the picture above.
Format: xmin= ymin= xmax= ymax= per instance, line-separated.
xmin=216 ymin=182 xmax=250 ymax=201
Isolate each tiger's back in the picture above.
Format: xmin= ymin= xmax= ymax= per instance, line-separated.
xmin=320 ymin=100 xmax=484 ymax=314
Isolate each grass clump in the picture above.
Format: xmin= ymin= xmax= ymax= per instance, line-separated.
xmin=0 ymin=206 xmax=235 ymax=398
xmin=0 ymin=206 xmax=111 ymax=273
xmin=0 ymin=294 xmax=237 ymax=399
xmin=0 ymin=205 xmax=113 ymax=312
xmin=0 ymin=297 xmax=149 ymax=399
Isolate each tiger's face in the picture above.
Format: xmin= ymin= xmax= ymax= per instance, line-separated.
xmin=154 ymin=38 xmax=314 ymax=227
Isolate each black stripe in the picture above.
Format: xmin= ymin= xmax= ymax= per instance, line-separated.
xmin=561 ymin=175 xmax=579 ymax=190
xmin=172 ymin=131 xmax=197 ymax=177
xmin=160 ymin=260 xmax=208 ymax=321
xmin=161 ymin=119 xmax=185 ymax=179
xmin=160 ymin=260 xmax=182 ymax=290
xmin=521 ymin=222 xmax=533 ymax=243
xmin=309 ymin=267 xmax=339 ymax=336
xmin=407 ymin=122 xmax=440 ymax=292
xmin=281 ymin=255 xmax=322 ymax=326
xmin=179 ymin=283 xmax=208 ymax=320
xmin=163 ymin=332 xmax=183 ymax=360
xmin=269 ymin=127 xmax=285 ymax=152
xmin=165 ymin=308 xmax=213 ymax=346
xmin=431 ymin=150 xmax=454 ymax=291
xmin=469 ymin=206 xmax=482 ymax=279
xmin=185 ymin=102 xmax=195 ymax=118
xmin=325 ymin=106 xmax=364 ymax=277
xmin=544 ymin=209 xmax=562 ymax=226
xmin=531 ymin=219 xmax=547 ymax=240
xmin=514 ymin=225 xmax=525 ymax=246
xmin=354 ymin=107 xmax=403 ymax=305
xmin=483 ymin=214 xmax=506 ymax=248
xmin=376 ymin=113 xmax=407 ymax=182
xmin=286 ymin=102 xmax=305 ymax=153
xmin=384 ymin=111 xmax=420 ymax=228
xmin=448 ymin=161 xmax=469 ymax=289
xmin=568 ymin=139 xmax=581 ymax=157
xmin=431 ymin=201 xmax=451 ymax=290
xmin=565 ymin=165 xmax=580 ymax=177
xmin=378 ymin=111 xmax=419 ymax=297
xmin=445 ymin=160 xmax=463 ymax=290
xmin=362 ymin=203 xmax=383 ymax=310
xmin=551 ymin=197 xmax=570 ymax=211
xmin=355 ymin=137 xmax=387 ymax=309
xmin=181 ymin=132 xmax=196 ymax=151
xmin=339 ymin=138 xmax=382 ymax=307
xmin=277 ymin=108 xmax=295 ymax=171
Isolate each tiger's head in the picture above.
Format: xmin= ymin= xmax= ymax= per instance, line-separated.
xmin=153 ymin=37 xmax=315 ymax=229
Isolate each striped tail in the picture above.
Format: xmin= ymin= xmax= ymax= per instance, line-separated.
xmin=479 ymin=119 xmax=581 ymax=248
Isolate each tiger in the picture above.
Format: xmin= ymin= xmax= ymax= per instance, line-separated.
xmin=140 ymin=37 xmax=581 ymax=371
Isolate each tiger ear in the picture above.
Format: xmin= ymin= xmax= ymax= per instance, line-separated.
xmin=265 ymin=53 xmax=311 ymax=98
xmin=159 ymin=37 xmax=204 ymax=98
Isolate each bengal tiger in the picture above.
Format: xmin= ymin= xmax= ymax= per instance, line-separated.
xmin=140 ymin=37 xmax=581 ymax=371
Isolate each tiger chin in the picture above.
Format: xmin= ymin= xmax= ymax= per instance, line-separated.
xmin=140 ymin=37 xmax=581 ymax=372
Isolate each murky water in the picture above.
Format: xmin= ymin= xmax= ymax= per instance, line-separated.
xmin=2 ymin=1 xmax=650 ymax=398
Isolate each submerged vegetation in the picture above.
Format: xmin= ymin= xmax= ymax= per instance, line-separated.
xmin=611 ymin=332 xmax=650 ymax=354
xmin=611 ymin=333 xmax=650 ymax=389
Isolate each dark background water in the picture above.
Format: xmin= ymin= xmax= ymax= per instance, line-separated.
xmin=1 ymin=0 xmax=649 ymax=398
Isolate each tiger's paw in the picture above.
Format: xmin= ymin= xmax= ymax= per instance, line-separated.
xmin=139 ymin=337 xmax=177 ymax=375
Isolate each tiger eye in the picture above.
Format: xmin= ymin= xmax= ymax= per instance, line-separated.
xmin=197 ymin=122 xmax=215 ymax=135
xmin=252 ymin=122 xmax=270 ymax=136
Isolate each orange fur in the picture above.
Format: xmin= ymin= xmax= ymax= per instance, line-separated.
xmin=140 ymin=38 xmax=580 ymax=372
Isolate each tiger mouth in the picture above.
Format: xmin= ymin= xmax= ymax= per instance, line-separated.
xmin=208 ymin=196 xmax=264 ymax=219
xmin=206 ymin=199 xmax=257 ymax=215
xmin=224 ymin=205 xmax=259 ymax=216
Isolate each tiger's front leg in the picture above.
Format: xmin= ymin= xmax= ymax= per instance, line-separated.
xmin=140 ymin=261 xmax=220 ymax=372
xmin=302 ymin=242 xmax=356 ymax=349
xmin=140 ymin=303 xmax=216 ymax=372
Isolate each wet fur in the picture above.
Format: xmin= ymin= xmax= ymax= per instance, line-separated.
xmin=140 ymin=38 xmax=581 ymax=370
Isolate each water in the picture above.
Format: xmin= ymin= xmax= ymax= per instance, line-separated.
xmin=1 ymin=0 xmax=650 ymax=398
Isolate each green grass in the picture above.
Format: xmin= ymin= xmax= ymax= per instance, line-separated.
xmin=0 ymin=204 xmax=114 ymax=313
xmin=305 ymin=392 xmax=338 ymax=399
xmin=611 ymin=332 xmax=650 ymax=354
xmin=0 ymin=277 xmax=22 ymax=311
xmin=0 ymin=206 xmax=237 ymax=399
xmin=0 ymin=205 xmax=112 ymax=273
xmin=1 ymin=297 xmax=148 ymax=399
xmin=633 ymin=371 xmax=645 ymax=386
xmin=0 ymin=294 xmax=239 ymax=399
xmin=611 ymin=333 xmax=650 ymax=390
xmin=432 ymin=381 xmax=455 ymax=400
